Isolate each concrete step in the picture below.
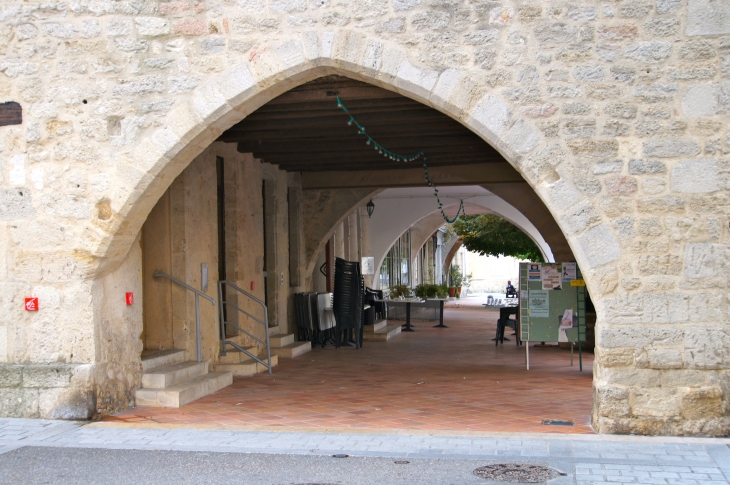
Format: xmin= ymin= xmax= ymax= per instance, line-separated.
xmin=364 ymin=321 xmax=387 ymax=333
xmin=268 ymin=325 xmax=280 ymax=336
xmin=269 ymin=333 xmax=294 ymax=347
xmin=140 ymin=349 xmax=186 ymax=372
xmin=135 ymin=371 xmax=233 ymax=408
xmin=141 ymin=361 xmax=208 ymax=389
xmin=271 ymin=340 xmax=311 ymax=358
xmin=218 ymin=346 xmax=259 ymax=364
xmin=362 ymin=324 xmax=402 ymax=342
xmin=214 ymin=354 xmax=278 ymax=377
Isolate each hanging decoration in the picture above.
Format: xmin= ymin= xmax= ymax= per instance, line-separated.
xmin=336 ymin=96 xmax=465 ymax=224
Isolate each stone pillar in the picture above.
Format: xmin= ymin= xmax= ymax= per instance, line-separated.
xmin=347 ymin=211 xmax=359 ymax=262
xmin=359 ymin=206 xmax=374 ymax=288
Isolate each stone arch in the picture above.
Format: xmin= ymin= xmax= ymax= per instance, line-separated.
xmin=97 ymin=30 xmax=612 ymax=288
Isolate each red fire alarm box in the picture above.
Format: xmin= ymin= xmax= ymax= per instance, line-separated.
xmin=125 ymin=292 xmax=134 ymax=305
xmin=24 ymin=297 xmax=39 ymax=311
xmin=250 ymin=281 xmax=255 ymax=291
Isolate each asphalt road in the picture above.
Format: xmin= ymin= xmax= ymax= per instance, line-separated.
xmin=0 ymin=447 xmax=532 ymax=485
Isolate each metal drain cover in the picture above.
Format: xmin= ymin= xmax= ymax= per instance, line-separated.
xmin=473 ymin=463 xmax=564 ymax=483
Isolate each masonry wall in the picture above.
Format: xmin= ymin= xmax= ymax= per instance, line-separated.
xmin=0 ymin=0 xmax=727 ymax=434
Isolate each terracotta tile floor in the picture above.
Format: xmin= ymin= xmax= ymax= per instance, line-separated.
xmin=107 ymin=299 xmax=595 ymax=434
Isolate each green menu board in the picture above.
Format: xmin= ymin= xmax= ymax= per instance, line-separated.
xmin=518 ymin=262 xmax=586 ymax=344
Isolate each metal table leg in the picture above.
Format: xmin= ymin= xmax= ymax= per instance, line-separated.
xmin=402 ymin=302 xmax=416 ymax=332
xmin=433 ymin=300 xmax=448 ymax=328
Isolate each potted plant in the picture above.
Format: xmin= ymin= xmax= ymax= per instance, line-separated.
xmin=450 ymin=264 xmax=463 ymax=296
xmin=390 ymin=284 xmax=410 ymax=298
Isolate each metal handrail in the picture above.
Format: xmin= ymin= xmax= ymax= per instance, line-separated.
xmin=218 ymin=280 xmax=272 ymax=375
xmin=153 ymin=272 xmax=216 ymax=363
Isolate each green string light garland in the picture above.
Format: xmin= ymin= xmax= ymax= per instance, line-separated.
xmin=336 ymin=96 xmax=466 ymax=223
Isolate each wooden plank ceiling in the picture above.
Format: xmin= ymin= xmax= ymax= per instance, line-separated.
xmin=217 ymin=76 xmax=507 ymax=172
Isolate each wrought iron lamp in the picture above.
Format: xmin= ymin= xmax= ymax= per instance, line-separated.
xmin=366 ymin=199 xmax=375 ymax=218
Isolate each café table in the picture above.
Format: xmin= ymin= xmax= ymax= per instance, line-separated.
xmin=375 ymin=298 xmax=448 ymax=331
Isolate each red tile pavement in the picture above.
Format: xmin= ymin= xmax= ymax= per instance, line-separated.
xmin=107 ymin=302 xmax=595 ymax=434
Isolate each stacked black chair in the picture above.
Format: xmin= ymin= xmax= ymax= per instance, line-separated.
xmin=332 ymin=257 xmax=364 ymax=349
xmin=294 ymin=291 xmax=336 ymax=348
xmin=364 ymin=287 xmax=386 ymax=325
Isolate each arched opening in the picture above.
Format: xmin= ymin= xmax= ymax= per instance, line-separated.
xmin=104 ymin=72 xmax=596 ymax=433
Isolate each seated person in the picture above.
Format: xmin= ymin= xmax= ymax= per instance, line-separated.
xmin=505 ymin=280 xmax=517 ymax=298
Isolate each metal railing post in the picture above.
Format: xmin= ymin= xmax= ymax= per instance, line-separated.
xmin=217 ymin=281 xmax=227 ymax=357
xmin=217 ymin=280 xmax=273 ymax=375
xmin=263 ymin=306 xmax=272 ymax=375
xmin=153 ymin=272 xmax=215 ymax=364
xmin=194 ymin=294 xmax=201 ymax=362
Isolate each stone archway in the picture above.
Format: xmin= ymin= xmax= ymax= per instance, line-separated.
xmin=1 ymin=10 xmax=726 ymax=433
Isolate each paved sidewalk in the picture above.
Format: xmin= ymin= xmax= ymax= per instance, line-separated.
xmin=1 ymin=418 xmax=729 ymax=484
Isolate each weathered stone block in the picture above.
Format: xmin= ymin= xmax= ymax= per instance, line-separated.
xmin=628 ymin=159 xmax=666 ymax=174
xmin=0 ymin=187 xmax=36 ymax=220
xmin=631 ymin=388 xmax=681 ymax=417
xmin=135 ymin=17 xmax=170 ymax=37
xmin=625 ymin=41 xmax=672 ymax=63
xmin=681 ymin=388 xmax=724 ymax=419
xmin=39 ymin=387 xmax=96 ymax=420
xmin=573 ymin=65 xmax=605 ymax=82
xmin=684 ymin=327 xmax=730 ymax=369
xmin=619 ymin=0 xmax=653 ymax=18
xmin=643 ymin=139 xmax=700 ymax=158
xmin=671 ymin=159 xmax=723 ymax=193
xmin=598 ymin=324 xmax=683 ymax=348
xmin=638 ymin=255 xmax=682 ymax=275
xmin=684 ymin=243 xmax=726 ymax=279
xmin=22 ymin=365 xmax=75 ymax=388
xmin=604 ymin=176 xmax=637 ymax=196
xmin=635 ymin=83 xmax=677 ymax=103
xmin=564 ymin=119 xmax=596 ymax=138
xmin=468 ymin=95 xmax=510 ymax=138
xmin=594 ymin=384 xmax=630 ymax=418
xmin=686 ymin=0 xmax=730 ymax=36
xmin=0 ymin=388 xmax=39 ymax=418
xmin=644 ymin=18 xmax=680 ymax=37
xmin=395 ymin=60 xmax=438 ymax=101
xmin=0 ymin=365 xmax=22 ymax=387
xmin=574 ymin=223 xmax=621 ymax=267
xmin=596 ymin=348 xmax=635 ymax=367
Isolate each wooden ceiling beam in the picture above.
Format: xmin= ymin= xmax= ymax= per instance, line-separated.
xmin=225 ymin=110 xmax=450 ymax=132
xmin=256 ymin=148 xmax=499 ymax=163
xmin=235 ymin=135 xmax=488 ymax=154
xmin=220 ymin=124 xmax=471 ymax=143
xmin=300 ymin=162 xmax=524 ymax=189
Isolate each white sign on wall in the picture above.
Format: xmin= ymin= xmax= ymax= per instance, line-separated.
xmin=361 ymin=256 xmax=375 ymax=274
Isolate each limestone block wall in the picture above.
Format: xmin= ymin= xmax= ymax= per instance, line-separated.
xmin=0 ymin=0 xmax=726 ymax=433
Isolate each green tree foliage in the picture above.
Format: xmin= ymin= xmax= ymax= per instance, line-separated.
xmin=451 ymin=215 xmax=544 ymax=262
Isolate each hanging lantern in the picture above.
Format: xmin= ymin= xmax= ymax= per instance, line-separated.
xmin=366 ymin=199 xmax=375 ymax=218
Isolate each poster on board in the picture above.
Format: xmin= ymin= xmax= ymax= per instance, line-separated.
xmin=542 ymin=263 xmax=562 ymax=290
xmin=562 ymin=262 xmax=576 ymax=281
xmin=560 ymin=309 xmax=574 ymax=328
xmin=528 ymin=263 xmax=541 ymax=281
xmin=529 ymin=290 xmax=550 ymax=317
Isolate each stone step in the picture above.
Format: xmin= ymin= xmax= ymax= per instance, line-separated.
xmin=218 ymin=346 xmax=259 ymax=364
xmin=364 ymin=321 xmax=387 ymax=333
xmin=135 ymin=371 xmax=233 ymax=408
xmin=271 ymin=340 xmax=311 ymax=358
xmin=140 ymin=349 xmax=186 ymax=372
xmin=214 ymin=354 xmax=279 ymax=377
xmin=362 ymin=324 xmax=402 ymax=342
xmin=141 ymin=361 xmax=209 ymax=389
xmin=268 ymin=325 xmax=280 ymax=336
xmin=269 ymin=333 xmax=294 ymax=347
